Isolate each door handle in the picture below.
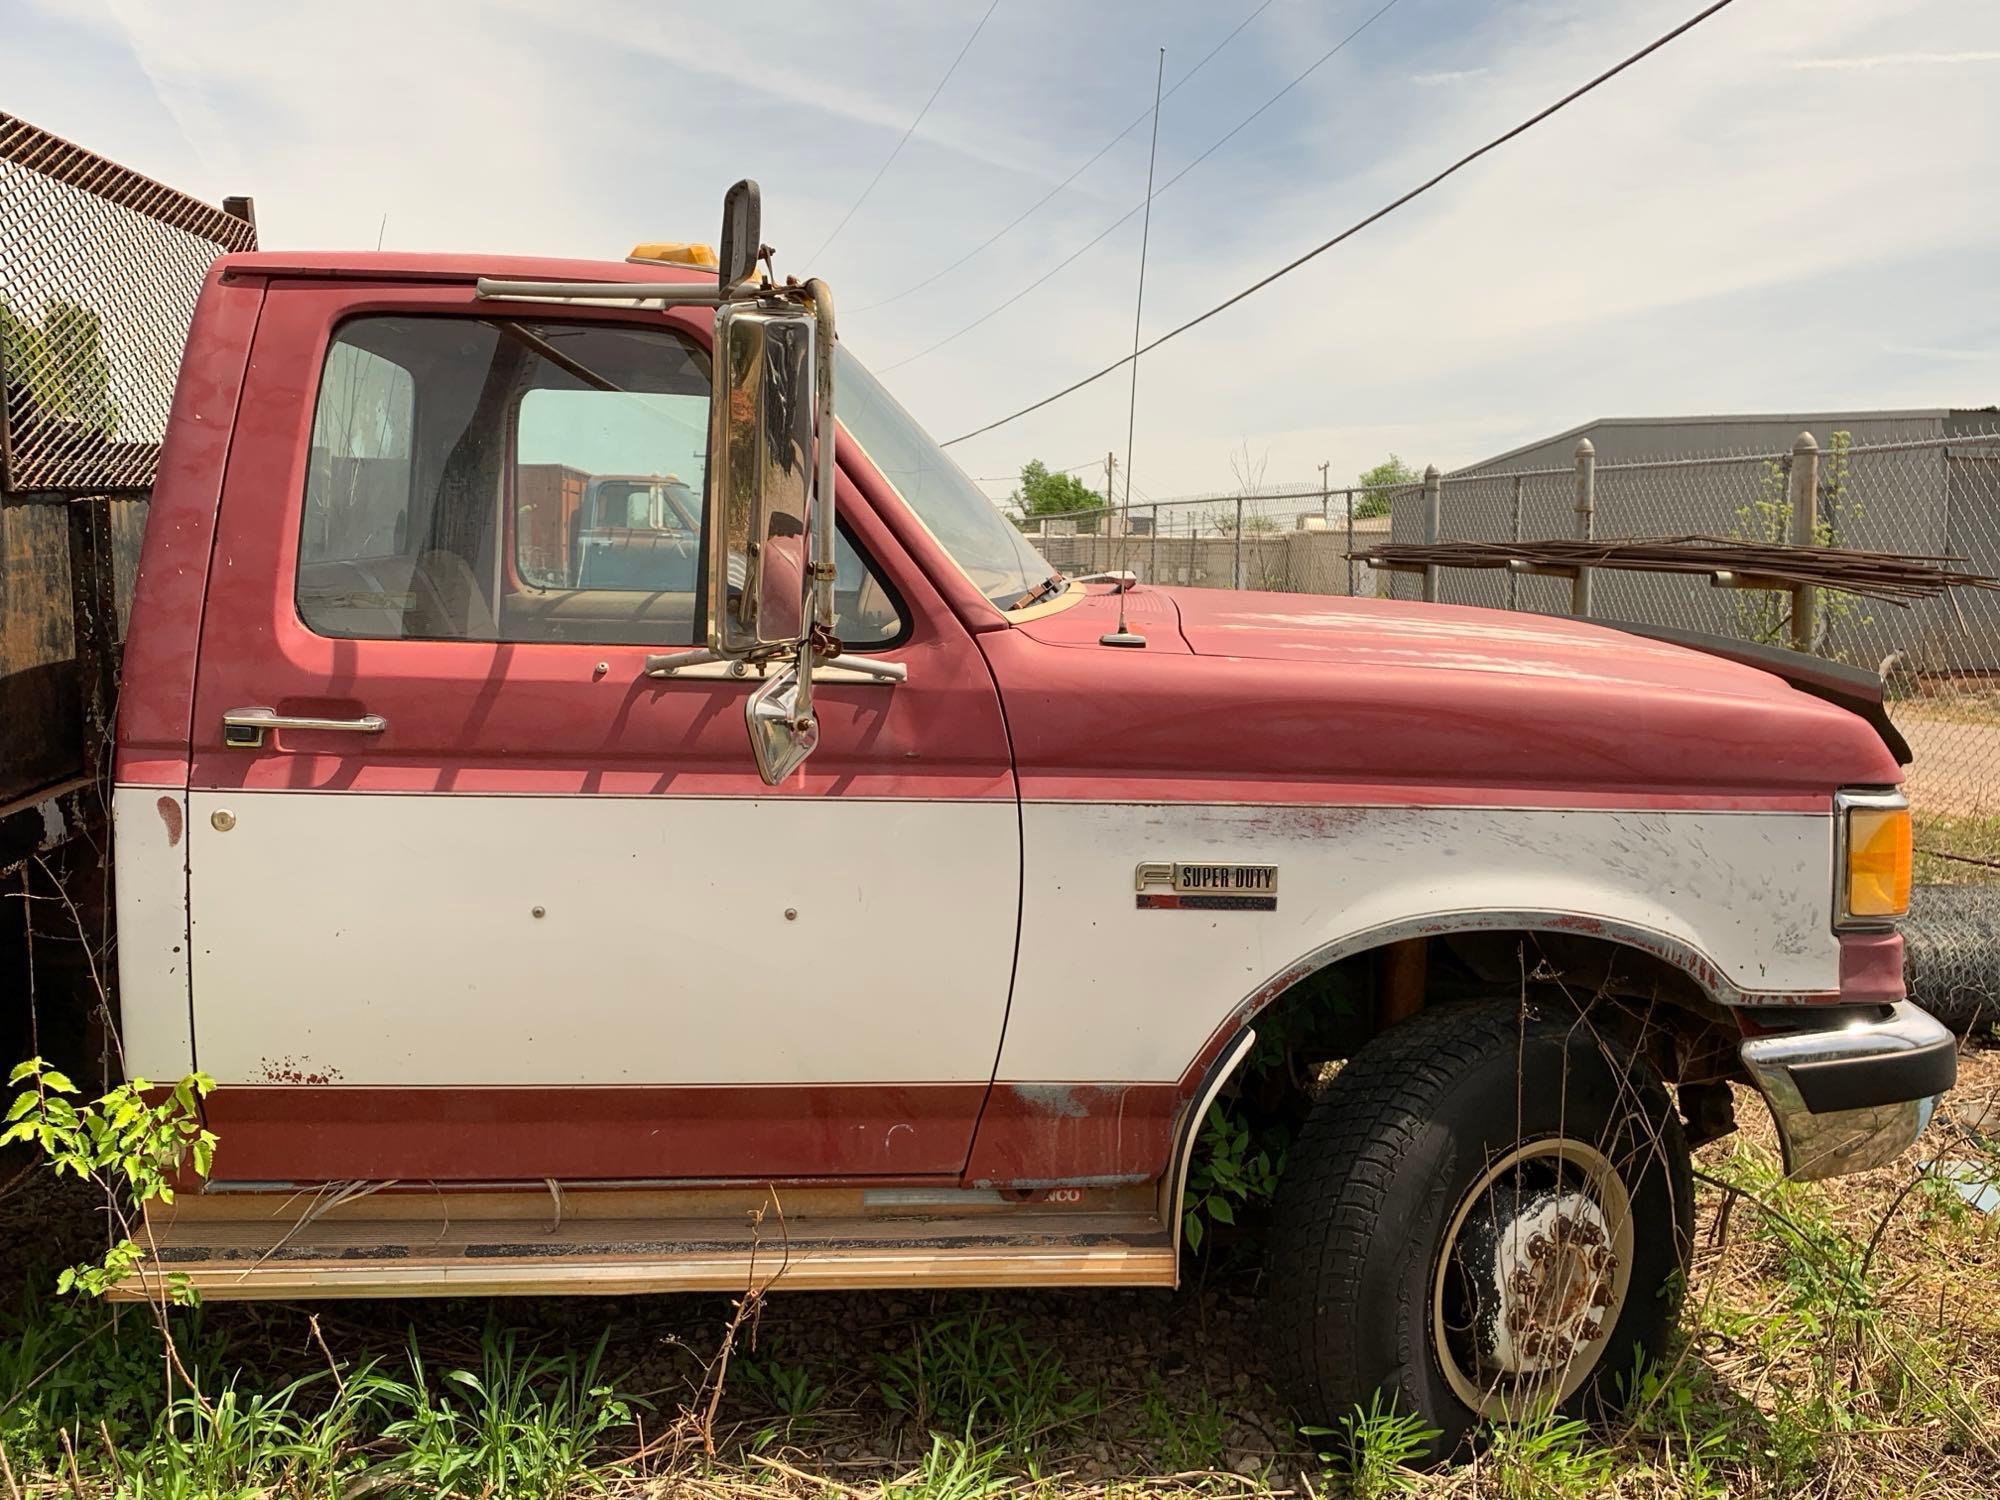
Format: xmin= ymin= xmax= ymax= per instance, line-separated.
xmin=222 ymin=705 xmax=387 ymax=748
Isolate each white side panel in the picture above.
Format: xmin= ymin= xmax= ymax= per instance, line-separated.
xmin=112 ymin=785 xmax=195 ymax=1079
xmin=185 ymin=791 xmax=1017 ymax=1086
xmin=1002 ymin=802 xmax=1836 ymax=1083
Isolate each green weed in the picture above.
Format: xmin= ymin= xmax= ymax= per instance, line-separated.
xmin=1135 ymin=1373 xmax=1228 ymax=1472
xmin=116 ymin=1371 xmax=368 ymax=1500
xmin=1480 ymin=1408 xmax=1615 ymax=1499
xmin=358 ymin=1321 xmax=639 ymax=1497
xmin=1307 ymin=1390 xmax=1439 ymax=1497
xmin=875 ymin=1307 xmax=1097 ymax=1454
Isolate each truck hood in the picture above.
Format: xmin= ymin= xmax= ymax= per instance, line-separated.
xmin=1164 ymin=588 xmax=1811 ymax=706
xmin=1000 ymin=586 xmax=1905 ymax=796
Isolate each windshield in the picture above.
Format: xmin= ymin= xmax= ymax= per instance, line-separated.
xmin=834 ymin=346 xmax=1058 ymax=609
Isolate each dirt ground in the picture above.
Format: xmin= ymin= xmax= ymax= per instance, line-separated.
xmin=1898 ymin=707 xmax=2000 ymax=820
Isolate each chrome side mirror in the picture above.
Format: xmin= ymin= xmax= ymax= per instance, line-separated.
xmin=746 ymin=665 xmax=819 ymax=784
xmin=707 ymin=299 xmax=817 ymax=656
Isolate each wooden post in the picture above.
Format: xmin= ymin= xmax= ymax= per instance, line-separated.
xmin=1572 ymin=438 xmax=1596 ymax=616
xmin=1789 ymin=430 xmax=1820 ymax=652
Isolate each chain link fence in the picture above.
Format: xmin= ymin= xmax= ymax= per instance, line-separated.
xmin=0 ymin=110 xmax=256 ymax=496
xmin=1025 ymin=479 xmax=1412 ymax=599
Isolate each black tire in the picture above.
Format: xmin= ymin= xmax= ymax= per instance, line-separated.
xmin=1266 ymin=996 xmax=1693 ymax=1461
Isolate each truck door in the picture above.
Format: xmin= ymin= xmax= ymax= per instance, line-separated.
xmin=183 ymin=279 xmax=1020 ymax=1184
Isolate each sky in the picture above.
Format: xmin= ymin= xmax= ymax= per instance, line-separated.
xmin=3 ymin=0 xmax=1997 ymax=505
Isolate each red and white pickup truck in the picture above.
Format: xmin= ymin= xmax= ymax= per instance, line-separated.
xmin=30 ymin=182 xmax=1952 ymax=1448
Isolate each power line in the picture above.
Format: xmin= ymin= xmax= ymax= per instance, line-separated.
xmin=850 ymin=0 xmax=1276 ymax=315
xmin=876 ymin=0 xmax=1406 ymax=374
xmin=807 ymin=0 xmax=1004 ymax=265
xmin=940 ymin=0 xmax=1741 ymax=449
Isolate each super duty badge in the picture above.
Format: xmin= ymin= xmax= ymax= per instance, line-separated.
xmin=1134 ymin=862 xmax=1278 ymax=912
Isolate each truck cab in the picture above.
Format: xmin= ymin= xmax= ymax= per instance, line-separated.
xmin=99 ymin=227 xmax=1951 ymax=1454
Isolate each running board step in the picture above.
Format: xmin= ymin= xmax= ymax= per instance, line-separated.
xmin=129 ymin=1187 xmax=1178 ymax=1300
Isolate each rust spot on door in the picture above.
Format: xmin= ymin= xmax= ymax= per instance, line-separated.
xmin=255 ymin=1056 xmax=343 ymax=1086
xmin=156 ymin=796 xmax=183 ymax=847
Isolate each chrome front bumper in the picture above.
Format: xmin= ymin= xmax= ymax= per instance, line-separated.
xmin=1739 ymin=1001 xmax=1957 ymax=1181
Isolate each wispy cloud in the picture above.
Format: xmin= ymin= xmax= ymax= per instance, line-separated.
xmin=4 ymin=0 xmax=1995 ymax=492
xmin=1884 ymin=344 xmax=1996 ymax=364
xmin=1410 ymin=68 xmax=1488 ymax=86
xmin=1792 ymin=50 xmax=2000 ymax=70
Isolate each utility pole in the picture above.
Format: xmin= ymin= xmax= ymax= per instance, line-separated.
xmin=1318 ymin=461 xmax=1330 ymax=521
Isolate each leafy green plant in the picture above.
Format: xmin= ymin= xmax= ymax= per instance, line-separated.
xmin=1180 ymin=1102 xmax=1285 ymax=1253
xmin=1619 ymin=1351 xmax=1744 ymax=1500
xmin=0 ymin=1295 xmax=191 ymax=1467
xmin=1306 ymin=1392 xmax=1440 ymax=1498
xmin=3 ymin=1059 xmax=216 ymax=1305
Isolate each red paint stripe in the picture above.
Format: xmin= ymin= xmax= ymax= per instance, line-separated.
xmin=203 ymin=1085 xmax=987 ymax=1183
xmin=189 ymin=768 xmax=1014 ymax=799
xmin=962 ymin=1084 xmax=1182 ymax=1188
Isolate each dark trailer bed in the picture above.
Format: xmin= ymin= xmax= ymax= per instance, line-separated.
xmin=1 ymin=110 xmax=254 ymax=1058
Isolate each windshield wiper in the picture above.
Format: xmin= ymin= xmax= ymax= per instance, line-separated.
xmin=1011 ymin=573 xmax=1067 ymax=610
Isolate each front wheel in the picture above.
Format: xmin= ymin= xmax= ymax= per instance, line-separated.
xmin=1266 ymin=996 xmax=1693 ymax=1461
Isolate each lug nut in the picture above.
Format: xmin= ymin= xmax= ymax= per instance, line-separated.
xmin=1528 ymin=1233 xmax=1552 ymax=1261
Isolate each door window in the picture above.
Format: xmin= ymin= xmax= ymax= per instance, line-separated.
xmin=294 ymin=316 xmax=901 ymax=647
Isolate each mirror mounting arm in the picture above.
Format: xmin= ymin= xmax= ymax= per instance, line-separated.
xmin=801 ymin=278 xmax=839 ymax=635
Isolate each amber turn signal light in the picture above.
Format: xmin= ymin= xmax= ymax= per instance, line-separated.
xmin=1844 ymin=803 xmax=1912 ymax=921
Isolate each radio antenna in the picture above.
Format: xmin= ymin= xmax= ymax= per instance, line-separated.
xmin=1101 ymin=46 xmax=1166 ymax=649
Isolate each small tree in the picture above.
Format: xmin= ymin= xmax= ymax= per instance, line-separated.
xmin=1011 ymin=459 xmax=1102 ymax=521
xmin=1354 ymin=454 xmax=1419 ymax=519
xmin=0 ymin=296 xmax=122 ymax=434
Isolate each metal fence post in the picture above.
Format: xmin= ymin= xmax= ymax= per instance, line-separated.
xmin=1421 ymin=465 xmax=1441 ymax=603
xmin=1507 ymin=474 xmax=1523 ymax=611
xmin=1572 ymin=438 xmax=1596 ymax=616
xmin=1345 ymin=489 xmax=1356 ymax=597
xmin=1149 ymin=505 xmax=1158 ymax=584
xmin=1789 ymin=430 xmax=1820 ymax=652
xmin=1233 ymin=497 xmax=1245 ymax=590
